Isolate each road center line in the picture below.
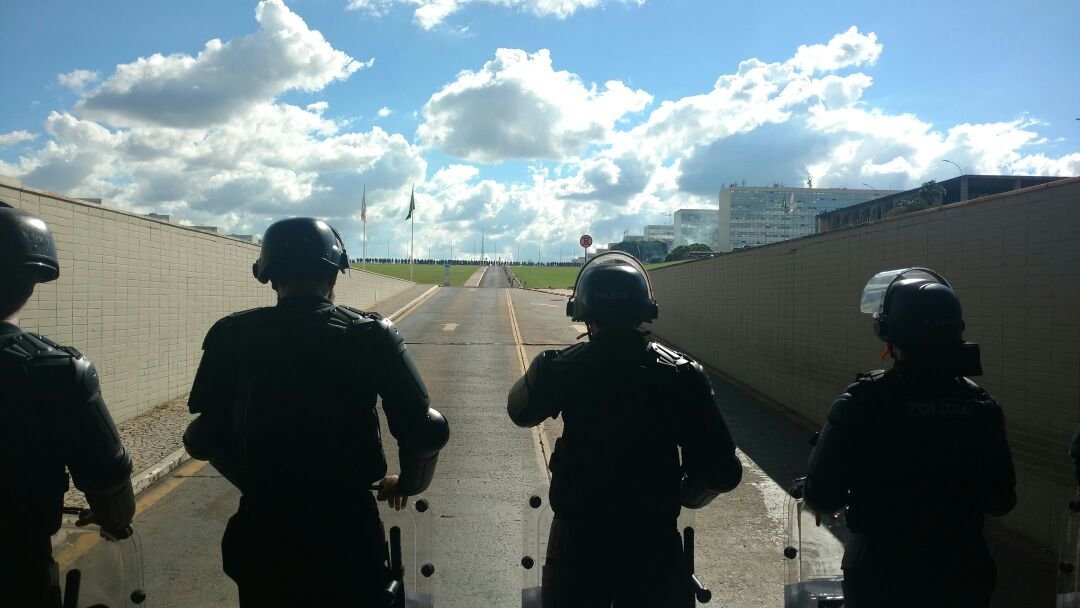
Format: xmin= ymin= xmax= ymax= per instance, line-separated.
xmin=505 ymin=290 xmax=552 ymax=482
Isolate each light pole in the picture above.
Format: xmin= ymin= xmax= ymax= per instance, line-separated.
xmin=941 ymin=159 xmax=963 ymax=177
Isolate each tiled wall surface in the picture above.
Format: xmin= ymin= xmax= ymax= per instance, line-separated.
xmin=1 ymin=183 xmax=415 ymax=424
xmin=650 ymin=177 xmax=1080 ymax=550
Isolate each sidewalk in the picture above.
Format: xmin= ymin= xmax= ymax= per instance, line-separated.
xmin=64 ymin=283 xmax=434 ymax=508
xmin=462 ymin=266 xmax=487 ymax=287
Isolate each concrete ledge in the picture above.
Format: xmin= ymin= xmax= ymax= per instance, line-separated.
xmin=132 ymin=446 xmax=192 ymax=496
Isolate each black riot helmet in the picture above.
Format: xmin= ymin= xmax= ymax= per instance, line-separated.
xmin=860 ymin=268 xmax=966 ymax=355
xmin=253 ymin=217 xmax=350 ymax=284
xmin=0 ymin=206 xmax=60 ymax=283
xmin=566 ymin=251 xmax=658 ymax=325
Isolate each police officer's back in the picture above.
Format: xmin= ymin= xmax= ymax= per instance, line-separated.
xmin=805 ymin=268 xmax=1016 ymax=608
xmin=183 ymin=218 xmax=449 ymax=606
xmin=508 ymin=252 xmax=742 ymax=607
xmin=0 ymin=207 xmax=135 ymax=607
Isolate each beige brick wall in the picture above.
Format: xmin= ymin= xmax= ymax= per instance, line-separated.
xmin=650 ymin=177 xmax=1080 ymax=550
xmin=1 ymin=183 xmax=416 ymax=424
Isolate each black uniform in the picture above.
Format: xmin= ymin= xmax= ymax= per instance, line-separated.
xmin=508 ymin=330 xmax=742 ymax=607
xmin=0 ymin=323 xmax=134 ymax=608
xmin=805 ymin=363 xmax=1016 ymax=608
xmin=184 ymin=296 xmax=446 ymax=606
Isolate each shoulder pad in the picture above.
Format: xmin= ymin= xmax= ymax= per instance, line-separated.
xmin=958 ymin=377 xmax=996 ymax=404
xmin=552 ymin=342 xmax=588 ymax=362
xmin=203 ymin=307 xmax=271 ymax=349
xmin=2 ymin=331 xmax=63 ymax=362
xmin=845 ymin=369 xmax=889 ymax=397
xmin=371 ymin=316 xmax=406 ymax=354
xmin=330 ymin=305 xmax=381 ymax=329
xmin=648 ymin=342 xmax=693 ymax=369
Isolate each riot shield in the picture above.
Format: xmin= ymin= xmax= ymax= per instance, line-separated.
xmin=782 ymin=481 xmax=846 ymax=608
xmin=52 ymin=507 xmax=147 ymax=608
xmin=520 ymin=484 xmax=710 ymax=607
xmin=1057 ymin=500 xmax=1080 ymax=607
xmin=376 ymin=491 xmax=436 ymax=607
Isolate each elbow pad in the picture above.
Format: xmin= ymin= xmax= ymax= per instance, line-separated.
xmin=85 ymin=480 xmax=135 ymax=539
xmin=680 ymin=457 xmax=743 ymax=509
xmin=507 ymin=351 xmax=558 ymax=427
xmin=397 ymin=407 xmax=449 ymax=495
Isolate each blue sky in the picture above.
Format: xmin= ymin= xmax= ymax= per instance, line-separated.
xmin=1 ymin=0 xmax=1077 ymax=260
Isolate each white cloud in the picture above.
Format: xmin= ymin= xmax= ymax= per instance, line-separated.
xmin=76 ymin=0 xmax=366 ymax=128
xmin=347 ymin=0 xmax=644 ymax=30
xmin=0 ymin=130 xmax=39 ymax=148
xmin=377 ymin=106 xmax=393 ymax=118
xmin=57 ymin=69 xmax=100 ymax=93
xmin=418 ymin=48 xmax=651 ymax=162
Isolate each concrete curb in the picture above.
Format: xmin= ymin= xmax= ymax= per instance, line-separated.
xmin=132 ymin=446 xmax=191 ymax=496
xmin=525 ymin=287 xmax=572 ymax=298
xmin=128 ymin=285 xmax=442 ymax=497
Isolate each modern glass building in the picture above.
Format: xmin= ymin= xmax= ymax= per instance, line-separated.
xmin=722 ymin=187 xmax=897 ymax=251
xmin=674 ymin=209 xmax=723 ymax=250
xmin=644 ymin=224 xmax=674 ymax=246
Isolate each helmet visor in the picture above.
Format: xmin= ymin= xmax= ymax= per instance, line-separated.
xmin=859 ymin=267 xmax=950 ymax=314
xmin=573 ymin=251 xmax=654 ymax=299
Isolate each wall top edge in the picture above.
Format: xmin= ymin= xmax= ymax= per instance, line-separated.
xmin=653 ymin=175 xmax=1080 ymax=274
xmin=0 ymin=182 xmax=262 ymax=248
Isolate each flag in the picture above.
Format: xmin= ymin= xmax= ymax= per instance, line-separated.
xmin=360 ymin=184 xmax=367 ymax=224
xmin=405 ymin=185 xmax=415 ymax=220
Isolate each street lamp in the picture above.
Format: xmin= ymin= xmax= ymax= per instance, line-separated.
xmin=941 ymin=159 xmax=963 ymax=177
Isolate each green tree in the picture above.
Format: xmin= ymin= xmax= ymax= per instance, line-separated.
xmin=664 ymin=243 xmax=712 ymax=262
xmin=885 ymin=180 xmax=946 ymax=218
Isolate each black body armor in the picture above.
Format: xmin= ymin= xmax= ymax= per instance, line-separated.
xmin=0 ymin=323 xmax=134 ymax=540
xmin=508 ymin=331 xmax=742 ymax=520
xmin=185 ymin=296 xmax=448 ymax=517
xmin=806 ymin=365 xmax=1016 ymax=536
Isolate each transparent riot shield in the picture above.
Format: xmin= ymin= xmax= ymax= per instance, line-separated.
xmin=52 ymin=507 xmax=147 ymax=608
xmin=782 ymin=481 xmax=846 ymax=608
xmin=376 ymin=492 xmax=436 ymax=607
xmin=520 ymin=484 xmax=710 ymax=607
xmin=1057 ymin=500 xmax=1080 ymax=607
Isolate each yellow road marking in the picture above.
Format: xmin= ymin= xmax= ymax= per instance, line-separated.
xmin=505 ymin=290 xmax=552 ymax=482
xmin=55 ymin=459 xmax=210 ymax=568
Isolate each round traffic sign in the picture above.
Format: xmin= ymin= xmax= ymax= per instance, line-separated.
xmin=579 ymin=234 xmax=593 ymax=248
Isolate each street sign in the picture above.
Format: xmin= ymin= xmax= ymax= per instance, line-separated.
xmin=443 ymin=260 xmax=451 ymax=286
xmin=579 ymin=234 xmax=593 ymax=248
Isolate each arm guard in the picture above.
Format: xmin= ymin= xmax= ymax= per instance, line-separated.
xmin=982 ymin=401 xmax=1017 ymax=516
xmin=60 ymin=356 xmax=135 ymax=536
xmin=677 ymin=361 xmax=742 ymax=509
xmin=374 ymin=318 xmax=449 ymax=495
xmin=507 ymin=350 xmax=561 ymax=428
xmin=804 ymin=391 xmax=860 ymax=515
xmin=1071 ymin=426 xmax=1080 ymax=485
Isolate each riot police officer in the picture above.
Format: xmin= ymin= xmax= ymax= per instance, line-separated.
xmin=0 ymin=207 xmax=135 ymax=607
xmin=508 ymin=251 xmax=742 ymax=608
xmin=805 ymin=267 xmax=1016 ymax=608
xmin=183 ymin=217 xmax=449 ymax=607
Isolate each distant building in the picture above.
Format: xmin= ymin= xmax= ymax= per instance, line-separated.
xmin=674 ymin=209 xmax=723 ymax=250
xmin=644 ymin=224 xmax=674 ymax=246
xmin=146 ymin=213 xmax=171 ymax=222
xmin=723 ymin=186 xmax=896 ymax=251
xmin=228 ymin=234 xmax=261 ymax=244
xmin=193 ymin=225 xmax=223 ymax=234
xmin=816 ymin=175 xmax=1068 ymax=232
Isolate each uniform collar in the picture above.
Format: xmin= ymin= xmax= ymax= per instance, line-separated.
xmin=0 ymin=321 xmax=21 ymax=335
xmin=588 ymin=329 xmax=648 ymax=353
xmin=276 ymin=295 xmax=334 ymax=311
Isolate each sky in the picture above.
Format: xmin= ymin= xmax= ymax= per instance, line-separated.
xmin=1 ymin=0 xmax=1078 ymax=262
